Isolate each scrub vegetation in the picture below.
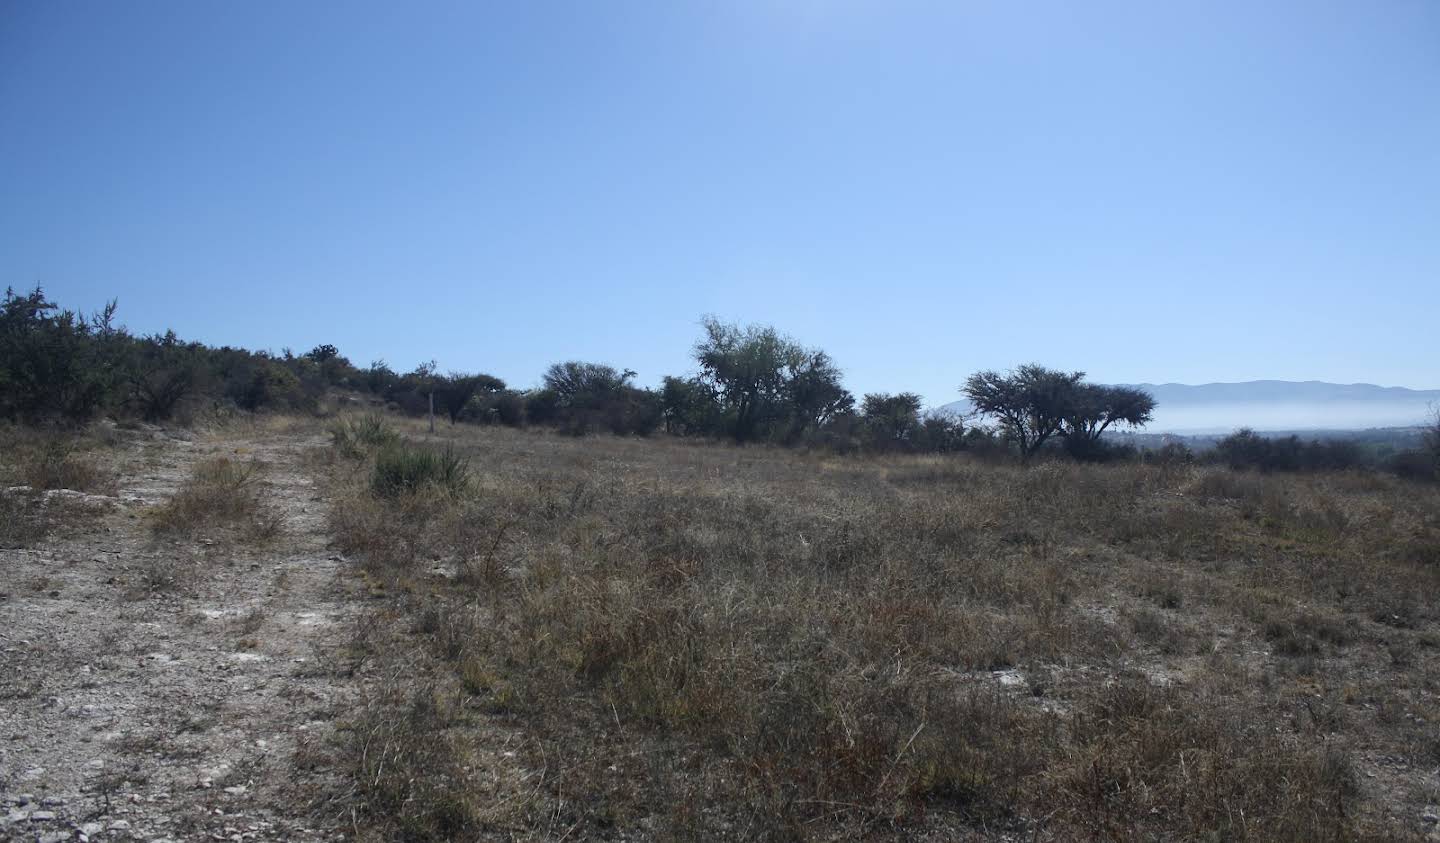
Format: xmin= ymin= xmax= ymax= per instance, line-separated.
xmin=325 ymin=415 xmax=1440 ymax=841
xmin=6 ymin=289 xmax=1439 ymax=839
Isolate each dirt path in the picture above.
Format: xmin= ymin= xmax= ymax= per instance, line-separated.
xmin=1 ymin=425 xmax=356 ymax=842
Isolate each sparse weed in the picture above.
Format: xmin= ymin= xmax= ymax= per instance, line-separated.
xmin=346 ymin=680 xmax=487 ymax=839
xmin=128 ymin=555 xmax=192 ymax=598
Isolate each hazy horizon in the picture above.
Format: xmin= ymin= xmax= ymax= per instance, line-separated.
xmin=942 ymin=379 xmax=1440 ymax=433
xmin=1141 ymin=402 xmax=1435 ymax=435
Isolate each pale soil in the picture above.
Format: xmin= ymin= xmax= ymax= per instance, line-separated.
xmin=1 ymin=424 xmax=357 ymax=842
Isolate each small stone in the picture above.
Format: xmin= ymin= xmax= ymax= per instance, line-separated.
xmin=40 ymin=796 xmax=63 ymax=806
xmin=6 ymin=810 xmax=27 ymax=823
xmin=222 ymin=786 xmax=246 ymax=796
xmin=29 ymin=810 xmax=56 ymax=821
xmin=107 ymin=820 xmax=131 ymax=831
xmin=16 ymin=794 xmax=35 ymax=805
xmin=81 ymin=822 xmax=104 ymax=835
xmin=1422 ymin=811 xmax=1439 ymax=824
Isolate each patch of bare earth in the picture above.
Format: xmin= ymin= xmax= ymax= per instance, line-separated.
xmin=1 ymin=422 xmax=357 ymax=842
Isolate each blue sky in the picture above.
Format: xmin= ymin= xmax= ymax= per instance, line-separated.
xmin=3 ymin=1 xmax=1437 ymax=406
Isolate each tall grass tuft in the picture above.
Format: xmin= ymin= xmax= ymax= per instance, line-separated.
xmin=372 ymin=444 xmax=470 ymax=498
xmin=330 ymin=414 xmax=400 ymax=459
xmin=152 ymin=457 xmax=280 ymax=541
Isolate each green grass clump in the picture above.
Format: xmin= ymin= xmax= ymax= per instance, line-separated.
xmin=330 ymin=415 xmax=401 ymax=458
xmin=372 ymin=445 xmax=469 ymax=498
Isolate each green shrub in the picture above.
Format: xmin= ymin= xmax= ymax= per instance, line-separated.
xmin=235 ymin=362 xmax=310 ymax=411
xmin=1389 ymin=449 xmax=1437 ymax=482
xmin=372 ymin=445 xmax=470 ymax=498
xmin=1146 ymin=442 xmax=1195 ymax=465
xmin=1 ymin=288 xmax=121 ymax=424
xmin=489 ymin=391 xmax=526 ymax=426
xmin=1211 ymin=428 xmax=1369 ymax=473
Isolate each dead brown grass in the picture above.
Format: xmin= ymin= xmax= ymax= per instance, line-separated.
xmin=0 ymin=428 xmax=119 ymax=546
xmin=20 ymin=440 xmax=116 ymax=494
xmin=151 ymin=456 xmax=281 ymax=542
xmin=324 ymin=418 xmax=1440 ymax=841
xmin=0 ymin=426 xmax=119 ymax=493
xmin=0 ymin=490 xmax=56 ymax=548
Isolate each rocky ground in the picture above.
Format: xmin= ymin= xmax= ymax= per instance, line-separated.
xmin=1 ymin=423 xmax=357 ymax=842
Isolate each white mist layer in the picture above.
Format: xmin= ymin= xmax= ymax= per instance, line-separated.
xmin=1148 ymin=402 xmax=1432 ymax=434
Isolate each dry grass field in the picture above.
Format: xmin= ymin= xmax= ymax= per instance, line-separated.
xmin=2 ymin=414 xmax=1437 ymax=840
xmin=322 ymin=417 xmax=1440 ymax=841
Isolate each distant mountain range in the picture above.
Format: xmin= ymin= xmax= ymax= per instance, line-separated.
xmin=937 ymin=380 xmax=1440 ymax=434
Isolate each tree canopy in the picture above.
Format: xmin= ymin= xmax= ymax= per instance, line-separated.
xmin=693 ymin=317 xmax=852 ymax=442
xmin=963 ymin=364 xmax=1155 ymax=458
xmin=543 ymin=361 xmax=635 ymax=409
xmin=434 ymin=372 xmax=507 ymax=424
xmin=1064 ymin=384 xmax=1156 ymax=442
xmin=860 ymin=392 xmax=924 ymax=447
xmin=963 ymin=364 xmax=1085 ymax=457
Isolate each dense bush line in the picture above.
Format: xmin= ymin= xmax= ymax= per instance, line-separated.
xmin=0 ymin=288 xmax=973 ymax=452
xmin=3 ymin=287 xmax=343 ymax=423
xmin=5 ymin=286 xmax=1436 ymax=476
